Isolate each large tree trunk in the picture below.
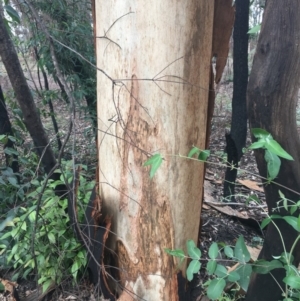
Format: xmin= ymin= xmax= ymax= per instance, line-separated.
xmin=96 ymin=1 xmax=214 ymax=300
xmin=246 ymin=1 xmax=300 ymax=300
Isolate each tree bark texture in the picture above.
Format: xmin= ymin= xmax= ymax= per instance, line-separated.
xmin=0 ymin=13 xmax=57 ymax=176
xmin=96 ymin=1 xmax=214 ymax=300
xmin=223 ymin=0 xmax=249 ymax=202
xmin=246 ymin=1 xmax=300 ymax=300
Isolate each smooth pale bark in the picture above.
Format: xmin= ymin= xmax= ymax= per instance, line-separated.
xmin=246 ymin=1 xmax=300 ymax=300
xmin=96 ymin=1 xmax=214 ymax=300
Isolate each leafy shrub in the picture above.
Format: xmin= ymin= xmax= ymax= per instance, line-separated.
xmin=0 ymin=163 xmax=92 ymax=292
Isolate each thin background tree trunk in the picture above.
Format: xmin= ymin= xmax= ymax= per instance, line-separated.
xmin=0 ymin=12 xmax=57 ymax=176
xmin=223 ymin=0 xmax=249 ymax=202
xmin=0 ymin=85 xmax=19 ymax=176
xmin=246 ymin=0 xmax=300 ymax=300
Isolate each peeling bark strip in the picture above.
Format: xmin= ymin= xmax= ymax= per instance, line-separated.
xmin=246 ymin=0 xmax=300 ymax=300
xmin=207 ymin=0 xmax=235 ymax=148
xmin=223 ymin=0 xmax=249 ymax=202
xmin=97 ymin=1 xmax=214 ymax=300
xmin=211 ymin=0 xmax=235 ymax=85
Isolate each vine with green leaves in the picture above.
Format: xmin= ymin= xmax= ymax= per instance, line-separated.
xmin=144 ymin=128 xmax=300 ymax=301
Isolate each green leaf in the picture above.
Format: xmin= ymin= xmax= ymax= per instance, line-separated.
xmin=260 ymin=217 xmax=271 ymax=229
xmin=265 ymin=139 xmax=293 ymax=160
xmin=206 ymin=278 xmax=226 ymax=300
xmin=28 ymin=208 xmax=37 ymax=221
xmin=4 ymin=5 xmax=21 ymax=23
xmin=11 ymin=272 xmax=20 ymax=282
xmin=278 ymin=190 xmax=285 ymax=199
xmin=0 ymin=177 xmax=6 ymax=185
xmin=282 ymin=216 xmax=300 ymax=232
xmin=234 ymin=236 xmax=250 ymax=264
xmin=8 ymin=135 xmax=16 ymax=142
xmin=21 ymin=221 xmax=27 ymax=231
xmin=14 ymin=117 xmax=26 ymax=131
xmin=11 ymin=244 xmax=18 ymax=256
xmin=77 ymin=251 xmax=85 ymax=260
xmin=248 ymin=24 xmax=261 ymax=34
xmin=260 ymin=215 xmax=281 ymax=229
xmin=8 ymin=176 xmax=18 ymax=187
xmin=143 ymin=154 xmax=163 ymax=178
xmin=248 ymin=141 xmax=265 ymax=150
xmin=164 ymin=248 xmax=185 ymax=262
xmin=251 ymin=128 xmax=271 ymax=139
xmin=186 ymin=259 xmax=201 ymax=281
xmin=24 ymin=258 xmax=34 ymax=269
xmin=253 ymin=259 xmax=283 ymax=274
xmin=279 ymin=190 xmax=289 ymax=211
xmin=208 ymin=242 xmax=219 ymax=259
xmin=214 ymin=264 xmax=228 ymax=278
xmin=188 ymin=146 xmax=200 ymax=158
xmin=71 ymin=260 xmax=79 ymax=278
xmin=236 ymin=264 xmax=252 ymax=291
xmin=280 ymin=252 xmax=294 ymax=265
xmin=0 ymin=214 xmax=15 ymax=231
xmin=187 ymin=240 xmax=201 ymax=260
xmin=47 ymin=232 xmax=56 ymax=244
xmin=290 ymin=205 xmax=298 ymax=215
xmin=23 ymin=268 xmax=32 ymax=279
xmin=207 ymin=260 xmax=217 ymax=275
xmin=264 ymin=149 xmax=281 ymax=180
xmin=198 ymin=150 xmax=210 ymax=161
xmin=228 ymin=271 xmax=240 ymax=282
xmin=283 ymin=275 xmax=300 ymax=289
xmin=42 ymin=279 xmax=53 ymax=293
xmin=0 ymin=231 xmax=12 ymax=240
xmin=0 ymin=134 xmax=7 ymax=142
xmin=224 ymin=246 xmax=234 ymax=258
xmin=4 ymin=147 xmax=19 ymax=156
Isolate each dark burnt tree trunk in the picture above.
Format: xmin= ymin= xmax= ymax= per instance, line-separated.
xmin=0 ymin=13 xmax=57 ymax=177
xmin=246 ymin=1 xmax=300 ymax=300
xmin=0 ymin=85 xmax=19 ymax=176
xmin=223 ymin=0 xmax=249 ymax=201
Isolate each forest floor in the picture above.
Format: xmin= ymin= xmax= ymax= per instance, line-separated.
xmin=196 ymin=81 xmax=266 ymax=301
xmin=0 ymin=62 xmax=280 ymax=301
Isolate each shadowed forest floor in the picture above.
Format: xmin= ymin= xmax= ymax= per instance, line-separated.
xmin=0 ymin=63 xmax=266 ymax=301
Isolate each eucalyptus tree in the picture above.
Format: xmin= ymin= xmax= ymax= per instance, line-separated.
xmin=95 ymin=1 xmax=234 ymax=300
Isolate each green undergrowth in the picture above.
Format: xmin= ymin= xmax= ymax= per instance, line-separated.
xmin=0 ymin=162 xmax=93 ymax=292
